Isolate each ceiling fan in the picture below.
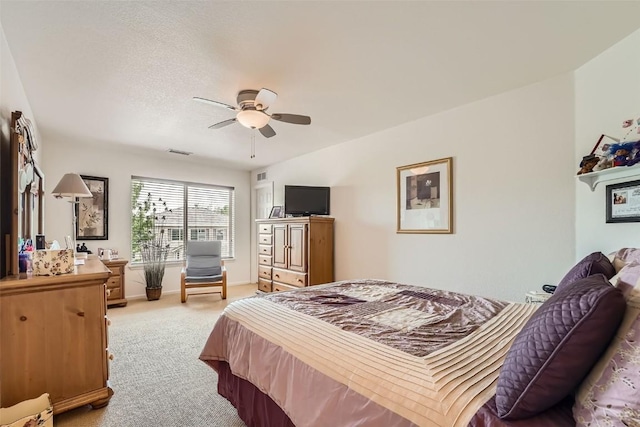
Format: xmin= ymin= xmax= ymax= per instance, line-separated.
xmin=194 ymin=88 xmax=311 ymax=138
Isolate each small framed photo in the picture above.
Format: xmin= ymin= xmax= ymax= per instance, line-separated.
xmin=397 ymin=157 xmax=453 ymax=234
xmin=269 ymin=206 xmax=283 ymax=219
xmin=606 ymin=179 xmax=640 ymax=223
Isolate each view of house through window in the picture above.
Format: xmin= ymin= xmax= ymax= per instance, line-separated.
xmin=130 ymin=177 xmax=235 ymax=262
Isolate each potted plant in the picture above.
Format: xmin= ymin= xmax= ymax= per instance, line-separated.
xmin=132 ymin=188 xmax=171 ymax=300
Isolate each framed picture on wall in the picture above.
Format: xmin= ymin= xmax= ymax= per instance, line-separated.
xmin=75 ymin=175 xmax=108 ymax=240
xmin=396 ymin=157 xmax=453 ymax=234
xmin=606 ymin=179 xmax=640 ymax=223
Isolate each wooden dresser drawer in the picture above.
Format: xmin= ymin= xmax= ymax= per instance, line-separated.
xmin=258 ymin=266 xmax=272 ymax=280
xmin=258 ymin=224 xmax=272 ymax=234
xmin=107 ymin=286 xmax=121 ymax=300
xmin=258 ymin=278 xmax=272 ymax=293
xmin=272 ymin=268 xmax=307 ymax=287
xmin=258 ymin=245 xmax=272 ymax=256
xmin=258 ymin=255 xmax=272 ymax=266
xmin=106 ymin=277 xmax=120 ymax=289
xmin=259 ymin=234 xmax=272 ymax=245
xmin=107 ymin=266 xmax=122 ymax=277
xmin=272 ymin=282 xmax=298 ymax=292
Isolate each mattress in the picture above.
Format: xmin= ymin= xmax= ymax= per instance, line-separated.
xmin=201 ymin=279 xmax=545 ymax=426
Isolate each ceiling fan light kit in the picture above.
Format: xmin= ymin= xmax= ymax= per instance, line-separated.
xmin=236 ymin=109 xmax=270 ymax=129
xmin=194 ymin=88 xmax=311 ymax=139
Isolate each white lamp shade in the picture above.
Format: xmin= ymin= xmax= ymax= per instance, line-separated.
xmin=52 ymin=173 xmax=92 ymax=198
xmin=236 ymin=110 xmax=270 ymax=129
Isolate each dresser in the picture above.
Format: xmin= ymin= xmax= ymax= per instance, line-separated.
xmin=101 ymin=258 xmax=128 ymax=307
xmin=256 ymin=217 xmax=334 ymax=292
xmin=0 ymin=259 xmax=113 ymax=414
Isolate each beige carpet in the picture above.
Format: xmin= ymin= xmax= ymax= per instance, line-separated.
xmin=54 ymin=285 xmax=257 ymax=427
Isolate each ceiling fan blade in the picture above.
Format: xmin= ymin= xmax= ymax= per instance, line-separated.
xmin=271 ymin=113 xmax=311 ymax=125
xmin=259 ymin=124 xmax=276 ymax=138
xmin=208 ymin=118 xmax=237 ymax=129
xmin=193 ymin=97 xmax=237 ymax=111
xmin=254 ymin=88 xmax=278 ymax=111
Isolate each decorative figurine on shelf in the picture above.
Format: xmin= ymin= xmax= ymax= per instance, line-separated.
xmin=627 ymin=141 xmax=640 ymax=166
xmin=76 ymin=243 xmax=92 ymax=254
xmin=609 ymin=142 xmax=635 ymax=167
xmin=593 ymin=155 xmax=613 ymax=172
xmin=577 ymin=154 xmax=600 ymax=175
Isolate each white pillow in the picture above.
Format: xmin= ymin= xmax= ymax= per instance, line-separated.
xmin=0 ymin=394 xmax=52 ymax=427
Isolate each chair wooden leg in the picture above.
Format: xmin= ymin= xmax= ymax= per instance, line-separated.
xmin=221 ymin=271 xmax=227 ymax=299
xmin=181 ymin=275 xmax=186 ymax=303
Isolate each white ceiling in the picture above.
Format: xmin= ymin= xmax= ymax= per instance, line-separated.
xmin=2 ymin=1 xmax=639 ymax=171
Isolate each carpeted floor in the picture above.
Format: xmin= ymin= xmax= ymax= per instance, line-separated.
xmin=54 ymin=285 xmax=256 ymax=427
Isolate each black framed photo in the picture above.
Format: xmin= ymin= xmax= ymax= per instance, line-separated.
xmin=606 ymin=179 xmax=640 ymax=223
xmin=269 ymin=206 xmax=282 ymax=219
xmin=75 ymin=175 xmax=109 ymax=239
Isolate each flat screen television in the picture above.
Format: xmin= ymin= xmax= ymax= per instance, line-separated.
xmin=284 ymin=185 xmax=330 ymax=216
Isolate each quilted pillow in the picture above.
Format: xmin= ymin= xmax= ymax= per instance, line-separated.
xmin=573 ymin=302 xmax=640 ymax=426
xmin=495 ymin=274 xmax=625 ymax=420
xmin=556 ymin=252 xmax=615 ymax=293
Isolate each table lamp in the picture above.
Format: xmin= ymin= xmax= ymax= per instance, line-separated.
xmin=52 ymin=173 xmax=92 ymax=261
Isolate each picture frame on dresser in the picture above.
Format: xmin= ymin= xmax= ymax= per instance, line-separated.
xmin=75 ymin=175 xmax=108 ymax=240
xmin=606 ymin=179 xmax=640 ymax=223
xmin=269 ymin=206 xmax=283 ymax=218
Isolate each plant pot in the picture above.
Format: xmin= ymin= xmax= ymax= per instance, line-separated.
xmin=146 ymin=287 xmax=162 ymax=301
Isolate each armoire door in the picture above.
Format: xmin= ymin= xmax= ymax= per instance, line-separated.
xmin=272 ymin=224 xmax=288 ymax=268
xmin=287 ymin=224 xmax=307 ymax=272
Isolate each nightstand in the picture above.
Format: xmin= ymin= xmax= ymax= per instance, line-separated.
xmin=101 ymin=259 xmax=128 ymax=307
xmin=525 ymin=291 xmax=551 ymax=304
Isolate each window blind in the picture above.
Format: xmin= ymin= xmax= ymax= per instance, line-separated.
xmin=130 ymin=176 xmax=235 ymax=262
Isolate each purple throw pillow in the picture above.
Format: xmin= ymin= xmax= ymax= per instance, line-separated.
xmin=556 ymin=252 xmax=615 ymax=292
xmin=495 ymin=274 xmax=625 ymax=420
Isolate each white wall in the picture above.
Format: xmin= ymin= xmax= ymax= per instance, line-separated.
xmin=252 ymin=74 xmax=577 ymax=302
xmin=43 ymin=139 xmax=252 ymax=298
xmin=575 ymin=29 xmax=640 ymax=256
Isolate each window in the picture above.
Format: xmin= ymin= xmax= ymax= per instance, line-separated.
xmin=131 ymin=177 xmax=235 ymax=262
xmin=190 ymin=228 xmax=207 ymax=241
xmin=170 ymin=229 xmax=183 ymax=241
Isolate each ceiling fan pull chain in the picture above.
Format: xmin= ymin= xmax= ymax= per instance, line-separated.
xmin=251 ymin=130 xmax=256 ymax=159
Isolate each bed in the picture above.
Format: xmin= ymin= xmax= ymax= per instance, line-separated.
xmin=200 ymin=249 xmax=640 ymax=427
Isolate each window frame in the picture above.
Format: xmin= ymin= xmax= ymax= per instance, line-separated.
xmin=130 ymin=176 xmax=235 ymax=264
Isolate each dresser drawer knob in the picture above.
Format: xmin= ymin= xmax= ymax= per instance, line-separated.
xmin=77 ymin=311 xmax=85 ymax=317
xmin=109 ymin=353 xmax=114 ymax=360
xmin=20 ymin=316 xmax=27 ymax=321
xmin=107 ymin=319 xmax=112 ymax=326
xmin=275 ymin=274 xmax=280 ymax=278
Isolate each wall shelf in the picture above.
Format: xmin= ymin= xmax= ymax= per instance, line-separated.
xmin=577 ymin=165 xmax=640 ymax=191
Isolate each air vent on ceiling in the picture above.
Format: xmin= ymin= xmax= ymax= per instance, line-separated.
xmin=257 ymin=172 xmax=267 ymax=181
xmin=168 ymin=148 xmax=192 ymax=156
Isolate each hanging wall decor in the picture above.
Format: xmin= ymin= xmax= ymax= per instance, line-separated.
xmin=397 ymin=157 xmax=453 ymax=234
xmin=76 ymin=175 xmax=109 ymax=240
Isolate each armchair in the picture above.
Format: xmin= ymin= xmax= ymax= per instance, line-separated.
xmin=180 ymin=240 xmax=227 ymax=303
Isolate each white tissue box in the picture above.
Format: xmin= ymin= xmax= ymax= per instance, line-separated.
xmin=32 ymin=249 xmax=74 ymax=276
